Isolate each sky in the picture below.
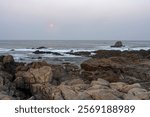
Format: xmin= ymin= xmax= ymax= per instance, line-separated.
xmin=0 ymin=0 xmax=150 ymax=40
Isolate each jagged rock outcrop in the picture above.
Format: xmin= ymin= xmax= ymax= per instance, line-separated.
xmin=111 ymin=41 xmax=124 ymax=48
xmin=0 ymin=54 xmax=150 ymax=100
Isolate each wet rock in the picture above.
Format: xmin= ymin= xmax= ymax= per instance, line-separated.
xmin=36 ymin=46 xmax=47 ymax=49
xmin=93 ymin=50 xmax=121 ymax=59
xmin=66 ymin=51 xmax=91 ymax=57
xmin=111 ymin=41 xmax=124 ymax=48
xmin=33 ymin=50 xmax=63 ymax=56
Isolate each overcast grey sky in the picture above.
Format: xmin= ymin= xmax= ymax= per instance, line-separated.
xmin=0 ymin=0 xmax=150 ymax=40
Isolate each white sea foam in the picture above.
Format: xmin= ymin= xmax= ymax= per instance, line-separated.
xmin=96 ymin=46 xmax=150 ymax=51
xmin=1 ymin=46 xmax=150 ymax=62
xmin=0 ymin=48 xmax=11 ymax=52
xmin=14 ymin=48 xmax=36 ymax=52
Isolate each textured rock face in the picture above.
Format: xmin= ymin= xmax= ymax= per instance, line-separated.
xmin=51 ymin=63 xmax=80 ymax=84
xmin=24 ymin=66 xmax=53 ymax=84
xmin=1 ymin=54 xmax=150 ymax=100
xmin=0 ymin=92 xmax=15 ymax=100
xmin=14 ymin=62 xmax=53 ymax=99
xmin=80 ymin=56 xmax=150 ymax=83
xmin=3 ymin=55 xmax=14 ymax=64
xmin=80 ymin=58 xmax=121 ymax=82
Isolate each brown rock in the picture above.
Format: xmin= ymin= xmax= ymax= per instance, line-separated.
xmin=14 ymin=77 xmax=25 ymax=89
xmin=121 ymin=83 xmax=141 ymax=93
xmin=91 ymin=79 xmax=109 ymax=86
xmin=110 ymin=82 xmax=127 ymax=91
xmin=61 ymin=79 xmax=84 ymax=86
xmin=0 ymin=76 xmax=3 ymax=86
xmin=30 ymin=84 xmax=52 ymax=100
xmin=127 ymin=88 xmax=149 ymax=100
xmin=29 ymin=61 xmax=49 ymax=69
xmin=59 ymin=85 xmax=78 ymax=100
xmin=86 ymin=89 xmax=120 ymax=100
xmin=3 ymin=55 xmax=14 ymax=64
xmin=0 ymin=92 xmax=15 ymax=100
xmin=123 ymin=94 xmax=141 ymax=100
xmin=24 ymin=66 xmax=53 ymax=84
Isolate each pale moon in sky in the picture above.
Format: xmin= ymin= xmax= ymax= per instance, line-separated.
xmin=48 ymin=23 xmax=54 ymax=29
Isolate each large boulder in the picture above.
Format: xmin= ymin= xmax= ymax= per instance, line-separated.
xmin=14 ymin=62 xmax=53 ymax=99
xmin=3 ymin=55 xmax=14 ymax=64
xmin=81 ymin=56 xmax=150 ymax=83
xmin=15 ymin=65 xmax=53 ymax=88
xmin=24 ymin=66 xmax=53 ymax=84
xmin=51 ymin=63 xmax=80 ymax=85
xmin=111 ymin=41 xmax=124 ymax=48
xmin=86 ymin=89 xmax=121 ymax=100
xmin=124 ymin=88 xmax=149 ymax=100
xmin=80 ymin=58 xmax=121 ymax=82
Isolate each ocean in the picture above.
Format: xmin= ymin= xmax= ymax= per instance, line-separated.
xmin=0 ymin=40 xmax=150 ymax=64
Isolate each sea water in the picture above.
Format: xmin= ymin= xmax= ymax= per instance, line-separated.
xmin=0 ymin=40 xmax=149 ymax=64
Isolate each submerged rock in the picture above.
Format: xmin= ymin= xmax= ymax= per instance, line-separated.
xmin=33 ymin=50 xmax=63 ymax=56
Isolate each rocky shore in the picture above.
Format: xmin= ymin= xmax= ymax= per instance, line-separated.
xmin=0 ymin=49 xmax=150 ymax=100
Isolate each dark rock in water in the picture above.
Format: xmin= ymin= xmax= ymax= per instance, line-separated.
xmin=92 ymin=50 xmax=121 ymax=58
xmin=36 ymin=46 xmax=47 ymax=49
xmin=10 ymin=49 xmax=15 ymax=51
xmin=111 ymin=41 xmax=124 ymax=48
xmin=66 ymin=51 xmax=91 ymax=57
xmin=33 ymin=50 xmax=63 ymax=56
xmin=38 ymin=57 xmax=42 ymax=59
xmin=70 ymin=50 xmax=74 ymax=53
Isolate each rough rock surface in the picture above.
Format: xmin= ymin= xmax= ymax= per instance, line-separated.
xmin=0 ymin=52 xmax=150 ymax=100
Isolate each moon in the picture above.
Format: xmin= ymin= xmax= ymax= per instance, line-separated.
xmin=49 ymin=23 xmax=54 ymax=29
